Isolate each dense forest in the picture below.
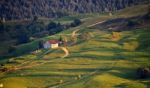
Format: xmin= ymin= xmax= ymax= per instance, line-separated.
xmin=0 ymin=0 xmax=148 ymax=20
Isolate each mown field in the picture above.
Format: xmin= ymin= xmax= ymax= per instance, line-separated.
xmin=0 ymin=4 xmax=150 ymax=88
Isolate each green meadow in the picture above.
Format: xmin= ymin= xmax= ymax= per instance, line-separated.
xmin=0 ymin=4 xmax=150 ymax=88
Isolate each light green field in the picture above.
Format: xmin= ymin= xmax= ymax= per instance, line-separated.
xmin=1 ymin=28 xmax=150 ymax=88
xmin=0 ymin=4 xmax=150 ymax=88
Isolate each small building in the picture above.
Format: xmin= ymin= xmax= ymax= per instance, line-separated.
xmin=43 ymin=40 xmax=59 ymax=49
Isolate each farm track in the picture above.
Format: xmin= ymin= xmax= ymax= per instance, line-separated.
xmin=1 ymin=20 xmax=113 ymax=87
xmin=14 ymin=47 xmax=70 ymax=71
xmin=87 ymin=20 xmax=106 ymax=28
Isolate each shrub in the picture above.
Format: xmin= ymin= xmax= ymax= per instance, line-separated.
xmin=38 ymin=41 xmax=44 ymax=49
xmin=17 ymin=34 xmax=30 ymax=44
xmin=137 ymin=67 xmax=150 ymax=79
xmin=127 ymin=20 xmax=138 ymax=27
xmin=70 ymin=18 xmax=81 ymax=27
xmin=123 ymin=41 xmax=139 ymax=51
xmin=8 ymin=46 xmax=16 ymax=53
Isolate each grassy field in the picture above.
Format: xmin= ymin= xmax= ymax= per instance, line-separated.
xmin=0 ymin=4 xmax=150 ymax=88
xmin=0 ymin=27 xmax=150 ymax=88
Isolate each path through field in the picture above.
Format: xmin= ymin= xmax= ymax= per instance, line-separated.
xmin=13 ymin=47 xmax=69 ymax=71
xmin=87 ymin=20 xmax=106 ymax=27
xmin=60 ymin=47 xmax=69 ymax=58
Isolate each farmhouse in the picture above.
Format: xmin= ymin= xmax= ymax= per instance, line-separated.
xmin=43 ymin=40 xmax=59 ymax=49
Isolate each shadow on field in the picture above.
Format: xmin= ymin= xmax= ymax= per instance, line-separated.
xmin=66 ymin=54 xmax=125 ymax=61
xmin=108 ymin=67 xmax=137 ymax=80
xmin=62 ymin=68 xmax=110 ymax=72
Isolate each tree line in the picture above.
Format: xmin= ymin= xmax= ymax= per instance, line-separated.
xmin=0 ymin=18 xmax=82 ymax=45
xmin=0 ymin=0 xmax=148 ymax=20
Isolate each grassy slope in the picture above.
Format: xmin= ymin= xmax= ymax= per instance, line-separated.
xmin=116 ymin=3 xmax=150 ymax=17
xmin=0 ymin=4 xmax=150 ymax=88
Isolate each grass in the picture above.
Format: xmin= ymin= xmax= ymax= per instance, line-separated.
xmin=116 ymin=3 xmax=149 ymax=17
xmin=0 ymin=4 xmax=150 ymax=88
xmin=1 ymin=27 xmax=150 ymax=88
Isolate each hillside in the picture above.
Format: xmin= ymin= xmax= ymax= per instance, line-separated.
xmin=0 ymin=3 xmax=150 ymax=88
xmin=0 ymin=0 xmax=149 ymax=20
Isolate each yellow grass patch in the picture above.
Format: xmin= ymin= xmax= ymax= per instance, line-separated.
xmin=85 ymin=73 xmax=146 ymax=88
xmin=123 ymin=41 xmax=139 ymax=51
xmin=111 ymin=32 xmax=122 ymax=41
xmin=81 ymin=51 xmax=115 ymax=57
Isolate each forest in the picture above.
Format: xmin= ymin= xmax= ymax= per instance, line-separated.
xmin=0 ymin=0 xmax=148 ymax=20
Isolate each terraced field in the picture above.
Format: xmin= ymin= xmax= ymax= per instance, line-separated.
xmin=0 ymin=4 xmax=150 ymax=88
xmin=0 ymin=27 xmax=150 ymax=88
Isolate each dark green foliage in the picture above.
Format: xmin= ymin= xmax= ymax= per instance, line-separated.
xmin=59 ymin=36 xmax=63 ymax=42
xmin=0 ymin=0 xmax=147 ymax=20
xmin=13 ymin=41 xmax=40 ymax=56
xmin=0 ymin=18 xmax=79 ymax=56
xmin=16 ymin=25 xmax=30 ymax=44
xmin=70 ymin=19 xmax=82 ymax=27
xmin=143 ymin=7 xmax=150 ymax=19
xmin=137 ymin=67 xmax=150 ymax=79
xmin=127 ymin=20 xmax=138 ymax=27
xmin=38 ymin=41 xmax=44 ymax=49
xmin=33 ymin=16 xmax=38 ymax=22
xmin=8 ymin=46 xmax=16 ymax=53
xmin=17 ymin=34 xmax=29 ymax=44
xmin=47 ymin=22 xmax=64 ymax=35
xmin=0 ymin=22 xmax=5 ymax=33
xmin=27 ymin=22 xmax=45 ymax=36
xmin=47 ymin=22 xmax=57 ymax=30
xmin=0 ymin=64 xmax=4 ymax=67
xmin=137 ymin=30 xmax=150 ymax=50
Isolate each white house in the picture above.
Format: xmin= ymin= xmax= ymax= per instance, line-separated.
xmin=43 ymin=41 xmax=51 ymax=49
xmin=43 ymin=40 xmax=59 ymax=49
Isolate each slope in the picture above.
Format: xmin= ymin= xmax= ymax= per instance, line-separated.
xmin=0 ymin=3 xmax=150 ymax=88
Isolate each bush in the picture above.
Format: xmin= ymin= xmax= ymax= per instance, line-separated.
xmin=47 ymin=22 xmax=57 ymax=30
xmin=127 ymin=20 xmax=138 ymax=27
xmin=137 ymin=67 xmax=150 ymax=79
xmin=17 ymin=34 xmax=30 ymax=44
xmin=38 ymin=41 xmax=44 ymax=49
xmin=0 ymin=22 xmax=4 ymax=33
xmin=70 ymin=18 xmax=81 ymax=27
xmin=47 ymin=22 xmax=64 ymax=35
xmin=8 ymin=46 xmax=16 ymax=53
xmin=16 ymin=25 xmax=30 ymax=44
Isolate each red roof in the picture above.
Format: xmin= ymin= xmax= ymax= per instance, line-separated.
xmin=48 ymin=40 xmax=59 ymax=44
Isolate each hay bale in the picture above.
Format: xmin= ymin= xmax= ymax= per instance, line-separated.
xmin=74 ymin=77 xmax=78 ymax=80
xmin=78 ymin=74 xmax=81 ymax=79
xmin=59 ymin=80 xmax=64 ymax=84
xmin=0 ymin=83 xmax=3 ymax=88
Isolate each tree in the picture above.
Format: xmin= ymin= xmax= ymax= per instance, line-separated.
xmin=17 ymin=33 xmax=29 ymax=44
xmin=38 ymin=41 xmax=44 ymax=49
xmin=143 ymin=7 xmax=150 ymax=19
xmin=71 ymin=19 xmax=81 ymax=27
xmin=59 ymin=36 xmax=63 ymax=41
xmin=47 ymin=22 xmax=57 ymax=30
xmin=33 ymin=16 xmax=38 ymax=22
xmin=0 ymin=22 xmax=5 ymax=33
xmin=137 ymin=67 xmax=150 ymax=79
xmin=47 ymin=22 xmax=64 ymax=35
xmin=8 ymin=46 xmax=16 ymax=53
xmin=127 ymin=20 xmax=138 ymax=27
xmin=16 ymin=25 xmax=30 ymax=44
